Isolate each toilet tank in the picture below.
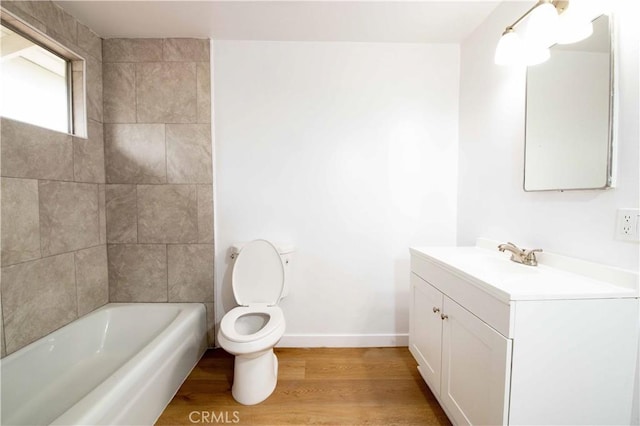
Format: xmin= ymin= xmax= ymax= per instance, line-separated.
xmin=230 ymin=242 xmax=295 ymax=299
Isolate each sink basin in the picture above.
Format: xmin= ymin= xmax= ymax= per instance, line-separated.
xmin=474 ymin=253 xmax=539 ymax=275
xmin=433 ymin=249 xmax=540 ymax=287
xmin=409 ymin=245 xmax=636 ymax=302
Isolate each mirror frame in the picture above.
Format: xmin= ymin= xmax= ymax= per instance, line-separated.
xmin=523 ymin=14 xmax=616 ymax=192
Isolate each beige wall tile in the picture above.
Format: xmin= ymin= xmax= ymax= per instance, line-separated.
xmin=103 ymin=63 xmax=136 ymax=123
xmin=98 ymin=184 xmax=107 ymax=244
xmin=86 ymin=55 xmax=103 ymax=123
xmin=14 ymin=1 xmax=77 ymax=46
xmin=1 ymin=118 xmax=73 ymax=181
xmin=137 ymin=185 xmax=198 ymax=243
xmin=2 ymin=253 xmax=77 ymax=354
xmin=197 ymin=185 xmax=214 ymax=244
xmin=166 ymin=124 xmax=213 ymax=183
xmin=77 ymin=23 xmax=102 ymax=61
xmin=47 ymin=3 xmax=77 ymax=45
xmin=104 ymin=124 xmax=166 ymax=183
xmin=0 ymin=1 xmax=48 ymax=34
xmin=1 ymin=178 xmax=41 ymax=266
xmin=106 ymin=184 xmax=138 ymax=243
xmin=75 ymin=245 xmax=108 ymax=316
xmin=39 ymin=181 xmax=100 ymax=256
xmin=168 ymin=244 xmax=214 ymax=302
xmin=103 ymin=38 xmax=163 ymax=62
xmin=136 ymin=62 xmax=197 ymax=123
xmin=163 ymin=38 xmax=210 ymax=62
xmin=73 ymin=119 xmax=106 ymax=183
xmin=0 ymin=1 xmax=114 ymax=358
xmin=108 ymin=244 xmax=167 ymax=302
xmin=204 ymin=302 xmax=215 ymax=347
xmin=196 ymin=62 xmax=211 ymax=123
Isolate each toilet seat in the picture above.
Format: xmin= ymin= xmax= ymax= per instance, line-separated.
xmin=220 ymin=305 xmax=284 ymax=343
xmin=232 ymin=240 xmax=284 ymax=306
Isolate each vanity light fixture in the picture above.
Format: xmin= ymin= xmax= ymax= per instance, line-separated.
xmin=495 ymin=0 xmax=604 ymax=66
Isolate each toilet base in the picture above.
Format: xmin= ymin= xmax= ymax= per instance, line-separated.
xmin=231 ymin=349 xmax=279 ymax=405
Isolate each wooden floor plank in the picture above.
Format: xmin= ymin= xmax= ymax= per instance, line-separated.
xmin=304 ymin=358 xmax=416 ymax=380
xmin=156 ymin=347 xmax=451 ymax=426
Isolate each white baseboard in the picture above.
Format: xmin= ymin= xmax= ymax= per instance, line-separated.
xmin=276 ymin=333 xmax=408 ymax=348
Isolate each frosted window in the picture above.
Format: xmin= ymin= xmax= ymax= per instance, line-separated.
xmin=0 ymin=23 xmax=70 ymax=133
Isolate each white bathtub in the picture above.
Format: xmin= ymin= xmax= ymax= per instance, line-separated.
xmin=0 ymin=303 xmax=207 ymax=425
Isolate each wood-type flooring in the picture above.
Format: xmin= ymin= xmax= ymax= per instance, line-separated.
xmin=156 ymin=347 xmax=451 ymax=426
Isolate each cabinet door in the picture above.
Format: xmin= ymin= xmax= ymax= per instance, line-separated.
xmin=441 ymin=297 xmax=512 ymax=426
xmin=409 ymin=273 xmax=444 ymax=395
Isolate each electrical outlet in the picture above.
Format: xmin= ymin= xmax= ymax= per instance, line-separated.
xmin=616 ymin=208 xmax=640 ymax=242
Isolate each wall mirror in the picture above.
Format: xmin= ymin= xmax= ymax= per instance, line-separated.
xmin=524 ymin=14 xmax=614 ymax=192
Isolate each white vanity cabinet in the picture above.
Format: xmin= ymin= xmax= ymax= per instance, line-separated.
xmin=409 ymin=244 xmax=639 ymax=426
xmin=410 ymin=273 xmax=511 ymax=425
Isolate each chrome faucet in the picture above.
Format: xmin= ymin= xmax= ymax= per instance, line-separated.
xmin=498 ymin=242 xmax=542 ymax=267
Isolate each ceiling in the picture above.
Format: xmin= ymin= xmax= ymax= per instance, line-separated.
xmin=55 ymin=1 xmax=502 ymax=43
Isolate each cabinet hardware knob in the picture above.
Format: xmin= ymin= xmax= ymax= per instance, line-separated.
xmin=441 ymin=314 xmax=448 ymax=320
xmin=432 ymin=307 xmax=440 ymax=313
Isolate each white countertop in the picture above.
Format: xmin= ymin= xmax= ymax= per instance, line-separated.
xmin=410 ymin=245 xmax=638 ymax=302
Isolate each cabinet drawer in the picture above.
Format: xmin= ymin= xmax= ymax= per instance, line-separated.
xmin=411 ymin=254 xmax=513 ymax=338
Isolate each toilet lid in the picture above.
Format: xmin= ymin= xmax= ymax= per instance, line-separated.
xmin=232 ymin=239 xmax=284 ymax=306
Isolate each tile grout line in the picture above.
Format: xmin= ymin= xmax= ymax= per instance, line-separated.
xmin=1 ymin=174 xmax=108 ymax=185
xmin=95 ymin=185 xmax=101 ymax=248
xmin=165 ymin=243 xmax=169 ymax=302
xmin=196 ymin=183 xmax=200 ymax=244
xmin=195 ymin=60 xmax=200 ymax=122
xmin=134 ymin=57 xmax=139 ymax=125
xmin=164 ymin=123 xmax=168 ymax=184
xmin=2 ymin=242 xmax=108 ymax=269
xmin=100 ymin=45 xmax=112 ymax=301
xmin=72 ymin=249 xmax=79 ymax=319
xmin=71 ymin=129 xmax=77 ymax=181
xmin=135 ymin=184 xmax=139 ymax=244
xmin=161 ymin=63 xmax=175 ymax=308
xmin=36 ymin=179 xmax=44 ymax=261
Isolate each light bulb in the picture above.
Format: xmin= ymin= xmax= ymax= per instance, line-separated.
xmin=522 ymin=1 xmax=560 ymax=48
xmin=495 ymin=29 xmax=550 ymax=67
xmin=495 ymin=29 xmax=524 ymax=66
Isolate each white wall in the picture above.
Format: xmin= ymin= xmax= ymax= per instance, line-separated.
xmin=214 ymin=40 xmax=459 ymax=346
xmin=457 ymin=2 xmax=639 ymax=270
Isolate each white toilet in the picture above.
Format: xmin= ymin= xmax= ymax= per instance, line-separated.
xmin=217 ymin=239 xmax=293 ymax=405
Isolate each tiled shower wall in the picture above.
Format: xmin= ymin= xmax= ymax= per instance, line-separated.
xmin=0 ymin=1 xmax=106 ymax=356
xmin=102 ymin=38 xmax=215 ymax=344
xmin=0 ymin=3 xmax=215 ymax=357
